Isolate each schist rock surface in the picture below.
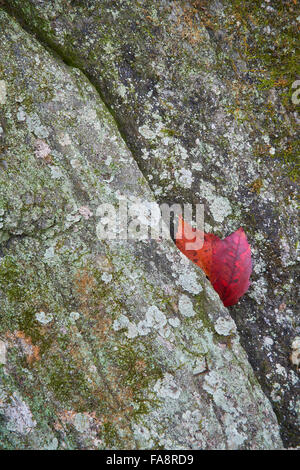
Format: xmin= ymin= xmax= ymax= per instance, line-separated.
xmin=0 ymin=1 xmax=299 ymax=448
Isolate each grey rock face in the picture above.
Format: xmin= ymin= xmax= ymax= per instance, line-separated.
xmin=0 ymin=9 xmax=283 ymax=450
xmin=0 ymin=0 xmax=298 ymax=448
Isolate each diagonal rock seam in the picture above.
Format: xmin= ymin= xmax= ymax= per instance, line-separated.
xmin=0 ymin=4 xmax=288 ymax=443
xmin=2 ymin=9 xmax=284 ymax=450
xmin=1 ymin=6 xmax=138 ymax=178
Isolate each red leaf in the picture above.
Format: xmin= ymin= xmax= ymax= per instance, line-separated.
xmin=210 ymin=227 xmax=252 ymax=307
xmin=175 ymin=216 xmax=252 ymax=307
xmin=175 ymin=215 xmax=217 ymax=278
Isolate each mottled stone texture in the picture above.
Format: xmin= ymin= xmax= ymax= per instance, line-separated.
xmin=0 ymin=0 xmax=298 ymax=449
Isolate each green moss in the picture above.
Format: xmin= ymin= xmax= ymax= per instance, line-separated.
xmin=220 ymin=0 xmax=299 ymax=180
xmin=193 ymin=293 xmax=215 ymax=331
xmin=47 ymin=354 xmax=88 ymax=403
xmin=0 ymin=256 xmax=26 ymax=303
xmin=249 ymin=178 xmax=263 ymax=194
xmin=114 ymin=341 xmax=163 ymax=417
xmin=161 ymin=128 xmax=180 ymax=137
xmin=274 ymin=139 xmax=300 ymax=181
xmin=223 ymin=1 xmax=298 ymax=83
xmin=102 ymin=422 xmax=120 ymax=448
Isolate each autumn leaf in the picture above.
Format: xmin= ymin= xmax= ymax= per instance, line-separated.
xmin=175 ymin=216 xmax=252 ymax=307
xmin=175 ymin=215 xmax=217 ymax=278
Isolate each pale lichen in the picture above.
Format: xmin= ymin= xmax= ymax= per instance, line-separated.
xmin=0 ymin=79 xmax=7 ymax=104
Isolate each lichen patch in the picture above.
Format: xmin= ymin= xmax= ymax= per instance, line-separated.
xmin=0 ymin=80 xmax=7 ymax=104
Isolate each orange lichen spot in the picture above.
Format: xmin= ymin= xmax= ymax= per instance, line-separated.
xmin=6 ymin=330 xmax=40 ymax=365
xmin=74 ymin=268 xmax=97 ymax=312
xmin=54 ymin=409 xmax=103 ymax=433
xmin=75 ymin=269 xmax=96 ymax=295
xmin=93 ymin=313 xmax=112 ymax=345
xmin=135 ymin=359 xmax=147 ymax=374
xmin=249 ymin=178 xmax=263 ymax=194
xmin=54 ymin=409 xmax=76 ymax=431
xmin=174 ymin=1 xmax=207 ymax=45
xmin=273 ymin=78 xmax=289 ymax=88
